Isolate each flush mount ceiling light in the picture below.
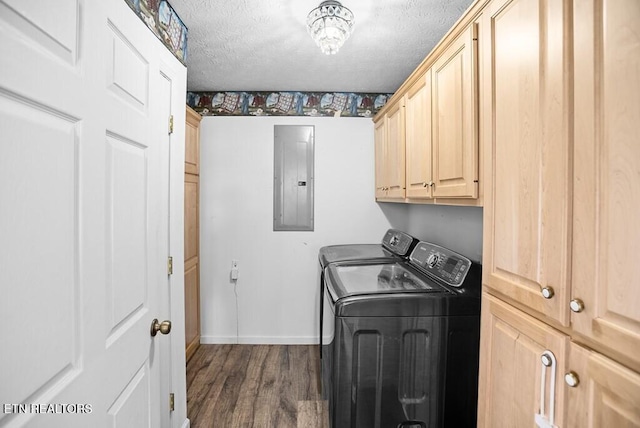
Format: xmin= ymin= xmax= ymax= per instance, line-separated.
xmin=306 ymin=0 xmax=355 ymax=55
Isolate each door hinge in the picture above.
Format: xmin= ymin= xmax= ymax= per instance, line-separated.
xmin=169 ymin=115 xmax=174 ymax=135
xmin=167 ymin=256 xmax=173 ymax=275
xmin=169 ymin=393 xmax=175 ymax=412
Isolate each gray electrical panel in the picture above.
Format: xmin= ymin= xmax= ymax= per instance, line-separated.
xmin=273 ymin=125 xmax=314 ymax=231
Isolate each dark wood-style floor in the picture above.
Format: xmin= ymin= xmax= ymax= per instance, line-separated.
xmin=186 ymin=344 xmax=329 ymax=428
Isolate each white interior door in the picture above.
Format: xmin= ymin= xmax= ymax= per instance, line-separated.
xmin=0 ymin=1 xmax=178 ymax=426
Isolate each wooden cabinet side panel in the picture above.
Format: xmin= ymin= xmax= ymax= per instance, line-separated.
xmin=572 ymin=0 xmax=640 ymax=371
xmin=482 ymin=0 xmax=570 ymax=326
xmin=478 ymin=293 xmax=568 ymax=428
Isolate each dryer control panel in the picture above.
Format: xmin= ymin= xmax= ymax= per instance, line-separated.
xmin=409 ymin=242 xmax=472 ymax=287
xmin=381 ymin=229 xmax=417 ymax=257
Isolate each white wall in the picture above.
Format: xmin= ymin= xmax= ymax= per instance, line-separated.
xmin=200 ymin=116 xmax=405 ymax=344
xmin=405 ymin=204 xmax=483 ymax=262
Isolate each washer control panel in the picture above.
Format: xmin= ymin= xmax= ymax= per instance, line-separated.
xmin=381 ymin=229 xmax=416 ymax=256
xmin=409 ymin=242 xmax=472 ymax=287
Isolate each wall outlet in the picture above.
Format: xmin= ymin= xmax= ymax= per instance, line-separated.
xmin=231 ymin=260 xmax=239 ymax=281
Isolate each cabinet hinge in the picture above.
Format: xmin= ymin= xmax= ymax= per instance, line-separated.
xmin=167 ymin=256 xmax=173 ymax=275
xmin=169 ymin=393 xmax=175 ymax=412
xmin=169 ymin=115 xmax=174 ymax=135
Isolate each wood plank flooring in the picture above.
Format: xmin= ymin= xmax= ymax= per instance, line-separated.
xmin=186 ymin=344 xmax=328 ymax=428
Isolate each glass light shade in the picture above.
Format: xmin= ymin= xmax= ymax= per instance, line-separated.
xmin=306 ymin=1 xmax=355 ymax=55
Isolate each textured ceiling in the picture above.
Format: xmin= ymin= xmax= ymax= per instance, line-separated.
xmin=168 ymin=0 xmax=474 ymax=93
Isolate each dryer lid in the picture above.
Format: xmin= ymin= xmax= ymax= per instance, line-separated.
xmin=318 ymin=244 xmax=397 ymax=268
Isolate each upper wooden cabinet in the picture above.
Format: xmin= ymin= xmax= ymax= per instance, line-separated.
xmin=431 ymin=25 xmax=478 ymax=199
xmin=374 ymin=101 xmax=406 ymax=200
xmin=376 ymin=24 xmax=480 ymax=204
xmin=481 ymin=0 xmax=571 ymax=327
xmin=571 ymin=0 xmax=640 ymax=371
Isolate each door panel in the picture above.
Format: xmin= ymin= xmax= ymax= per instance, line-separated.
xmin=0 ymin=0 xmax=79 ymax=65
xmin=405 ymin=71 xmax=433 ymax=198
xmin=374 ymin=118 xmax=386 ymax=198
xmin=386 ymin=102 xmax=405 ymax=198
xmin=107 ymin=366 xmax=151 ymax=427
xmin=572 ymin=0 xmax=640 ymax=371
xmin=566 ymin=343 xmax=640 ymax=428
xmin=431 ymin=25 xmax=477 ymax=198
xmin=107 ymin=21 xmax=150 ymax=111
xmin=477 ymin=293 xmax=568 ymax=428
xmin=482 ymin=0 xmax=571 ymax=326
xmin=0 ymin=1 xmax=177 ymax=426
xmin=0 ymin=95 xmax=80 ymax=409
xmin=102 ymin=7 xmax=160 ymax=427
xmin=105 ymin=134 xmax=148 ymax=337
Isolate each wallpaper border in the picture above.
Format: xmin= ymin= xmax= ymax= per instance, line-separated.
xmin=187 ymin=91 xmax=393 ymax=118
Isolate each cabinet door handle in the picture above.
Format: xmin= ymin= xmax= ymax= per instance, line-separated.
xmin=541 ymin=286 xmax=555 ymax=299
xmin=570 ymin=299 xmax=585 ymax=313
xmin=535 ymin=350 xmax=557 ymax=428
xmin=564 ymin=371 xmax=580 ymax=387
xmin=422 ymin=182 xmax=428 ymax=188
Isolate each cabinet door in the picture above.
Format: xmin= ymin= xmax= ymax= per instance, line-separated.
xmin=374 ymin=117 xmax=387 ymax=198
xmin=571 ymin=0 xmax=640 ymax=371
xmin=185 ymin=106 xmax=201 ymax=175
xmin=184 ymin=173 xmax=200 ymax=361
xmin=477 ymin=293 xmax=568 ymax=428
xmin=566 ymin=343 xmax=640 ymax=428
xmin=405 ymin=71 xmax=433 ymax=198
xmin=481 ymin=0 xmax=571 ymax=326
xmin=431 ymin=25 xmax=478 ymax=198
xmin=385 ymin=102 xmax=406 ymax=198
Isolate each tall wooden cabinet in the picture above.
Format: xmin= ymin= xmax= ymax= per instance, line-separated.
xmin=478 ymin=0 xmax=640 ymax=426
xmin=184 ymin=106 xmax=201 ymax=361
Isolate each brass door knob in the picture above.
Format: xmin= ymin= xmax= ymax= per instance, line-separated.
xmin=150 ymin=319 xmax=172 ymax=337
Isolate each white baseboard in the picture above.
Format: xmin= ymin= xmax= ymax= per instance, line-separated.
xmin=200 ymin=335 xmax=320 ymax=345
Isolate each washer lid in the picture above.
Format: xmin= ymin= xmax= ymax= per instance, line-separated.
xmin=325 ymin=262 xmax=448 ymax=302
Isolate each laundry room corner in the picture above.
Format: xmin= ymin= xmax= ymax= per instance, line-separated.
xmin=198 ymin=116 xmax=400 ymax=344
